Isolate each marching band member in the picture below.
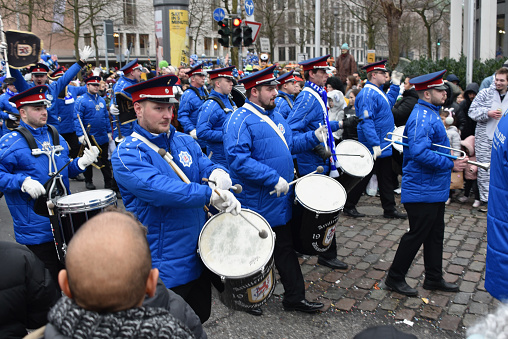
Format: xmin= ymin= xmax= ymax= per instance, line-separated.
xmin=274 ymin=70 xmax=298 ymax=119
xmin=111 ymin=75 xmax=240 ymax=323
xmin=0 ymin=86 xmax=99 ymax=284
xmin=223 ymin=66 xmax=326 ymax=315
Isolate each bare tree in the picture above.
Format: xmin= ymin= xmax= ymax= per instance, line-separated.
xmin=0 ymin=0 xmax=45 ymax=31
xmin=188 ymin=0 xmax=211 ymax=54
xmin=256 ymin=0 xmax=287 ymax=58
xmin=340 ymin=0 xmax=383 ymax=50
xmin=379 ymin=0 xmax=403 ymax=69
xmin=407 ymin=0 xmax=449 ymax=59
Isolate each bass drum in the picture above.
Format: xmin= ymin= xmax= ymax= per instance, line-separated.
xmin=334 ymin=139 xmax=374 ymax=193
xmin=198 ymin=209 xmax=275 ymax=311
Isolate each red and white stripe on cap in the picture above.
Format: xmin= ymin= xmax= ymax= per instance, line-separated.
xmin=413 ymin=77 xmax=445 ymax=91
xmin=131 ymin=85 xmax=175 ymax=102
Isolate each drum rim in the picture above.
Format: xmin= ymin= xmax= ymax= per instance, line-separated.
xmin=295 ymin=174 xmax=347 ymax=214
xmin=56 ymin=189 xmax=117 ymax=213
xmin=335 ymin=139 xmax=374 ymax=177
xmin=198 ymin=209 xmax=275 ymax=279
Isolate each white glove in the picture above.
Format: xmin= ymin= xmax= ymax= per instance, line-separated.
xmin=190 ymin=129 xmax=198 ymax=140
xmin=274 ymin=177 xmax=289 ymax=197
xmin=8 ymin=114 xmax=17 ymax=121
xmin=0 ymin=42 xmax=7 ymax=52
xmin=79 ymin=45 xmax=93 ymax=62
xmin=108 ymin=133 xmax=112 ymax=141
xmin=391 ymin=70 xmax=403 ymax=86
xmin=21 ymin=177 xmax=46 ymax=199
xmin=373 ymin=146 xmax=382 ymax=160
xmin=314 ymin=125 xmax=328 ymax=143
xmin=78 ymin=135 xmax=85 ymax=145
xmin=92 ymin=67 xmax=102 ymax=77
xmin=210 ymin=189 xmax=241 ymax=215
xmin=110 ymin=104 xmax=120 ymax=116
xmin=78 ymin=146 xmax=100 ymax=170
xmin=208 ymin=168 xmax=232 ymax=190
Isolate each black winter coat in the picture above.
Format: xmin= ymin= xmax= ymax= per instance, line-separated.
xmin=0 ymin=241 xmax=59 ymax=339
xmin=392 ymin=88 xmax=419 ymax=127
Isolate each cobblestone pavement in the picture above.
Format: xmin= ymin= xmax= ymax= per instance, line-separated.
xmin=277 ymin=193 xmax=496 ymax=337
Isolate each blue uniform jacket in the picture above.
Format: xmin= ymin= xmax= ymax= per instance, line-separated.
xmin=0 ymin=91 xmax=19 ymax=136
xmin=10 ymin=62 xmax=84 ymax=129
xmin=112 ymin=76 xmax=137 ymax=138
xmin=274 ymin=91 xmax=294 ymax=119
xmin=485 ymin=115 xmax=508 ymax=300
xmin=401 ymin=100 xmax=454 ymax=204
xmin=74 ymin=92 xmax=111 ymax=146
xmin=355 ymin=81 xmax=399 ymax=158
xmin=55 ymin=85 xmax=87 ymax=134
xmin=287 ymin=85 xmax=340 ymax=175
xmin=111 ymin=122 xmax=223 ymax=288
xmin=0 ymin=121 xmax=83 ymax=245
xmin=196 ymin=90 xmax=233 ymax=167
xmin=178 ymin=86 xmax=207 ymax=133
xmin=223 ymin=100 xmax=320 ymax=227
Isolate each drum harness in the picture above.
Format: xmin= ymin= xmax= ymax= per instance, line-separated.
xmin=185 ymin=86 xmax=209 ymax=101
xmin=205 ymin=94 xmax=237 ymax=114
xmin=15 ymin=124 xmax=68 ymax=260
xmin=276 ymin=93 xmax=293 ymax=109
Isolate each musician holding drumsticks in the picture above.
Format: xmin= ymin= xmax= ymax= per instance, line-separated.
xmin=223 ymin=66 xmax=326 ymax=315
xmin=0 ymin=86 xmax=99 ymax=286
xmin=111 ymin=75 xmax=240 ymax=324
xmin=385 ymin=70 xmax=468 ymax=296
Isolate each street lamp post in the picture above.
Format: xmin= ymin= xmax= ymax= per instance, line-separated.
xmin=333 ymin=6 xmax=338 ymax=64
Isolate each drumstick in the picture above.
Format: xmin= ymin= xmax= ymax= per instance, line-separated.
xmin=333 ymin=153 xmax=365 ymax=158
xmin=319 ymin=123 xmax=329 ymax=152
xmin=269 ymin=166 xmax=324 ymax=195
xmin=76 ymin=114 xmax=93 ymax=149
xmin=202 ymin=178 xmax=243 ymax=192
xmin=213 ymin=189 xmax=268 ymax=239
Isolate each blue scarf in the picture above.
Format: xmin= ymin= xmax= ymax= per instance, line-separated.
xmin=6 ymin=88 xmax=15 ymax=96
xmin=305 ymin=81 xmax=339 ymax=176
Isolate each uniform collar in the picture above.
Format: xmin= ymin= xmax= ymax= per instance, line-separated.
xmin=417 ymin=99 xmax=441 ymax=112
xmin=122 ymin=75 xmax=139 ymax=85
xmin=133 ymin=121 xmax=174 ymax=149
xmin=366 ymin=80 xmax=383 ymax=90
xmin=209 ymin=89 xmax=229 ymax=100
xmin=19 ymin=120 xmax=48 ymax=136
xmin=278 ymin=90 xmax=294 ymax=100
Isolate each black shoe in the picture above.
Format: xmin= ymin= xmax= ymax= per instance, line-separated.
xmin=343 ymin=207 xmax=365 ymax=218
xmin=85 ymin=182 xmax=96 ymax=190
xmin=423 ymin=279 xmax=459 ymax=292
xmin=71 ymin=173 xmax=85 ymax=181
xmin=245 ymin=307 xmax=263 ymax=316
xmin=383 ymin=210 xmax=407 ymax=219
xmin=318 ymin=257 xmax=348 ymax=270
xmin=384 ymin=276 xmax=418 ymax=296
xmin=283 ymin=299 xmax=324 ymax=313
xmin=478 ymin=202 xmax=488 ymax=213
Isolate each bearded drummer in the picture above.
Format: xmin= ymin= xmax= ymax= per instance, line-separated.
xmin=111 ymin=75 xmax=241 ymax=324
xmin=0 ymin=86 xmax=99 ymax=285
xmin=223 ymin=66 xmax=327 ymax=315
xmin=286 ymin=55 xmax=348 ymax=271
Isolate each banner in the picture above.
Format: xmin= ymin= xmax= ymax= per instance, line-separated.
xmin=5 ymin=30 xmax=43 ymax=69
xmin=169 ymin=9 xmax=189 ymax=66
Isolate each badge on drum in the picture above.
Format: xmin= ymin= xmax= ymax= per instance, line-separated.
xmin=323 ymin=224 xmax=336 ymax=248
xmin=277 ymin=123 xmax=285 ymax=135
xmin=178 ymin=151 xmax=193 ymax=167
xmin=247 ymin=270 xmax=273 ymax=303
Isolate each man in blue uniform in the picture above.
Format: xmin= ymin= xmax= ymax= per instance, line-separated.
xmin=196 ymin=66 xmax=236 ymax=166
xmin=177 ymin=63 xmax=208 ymax=143
xmin=223 ymin=66 xmax=326 ymax=315
xmin=343 ymin=60 xmax=406 ymax=219
xmin=9 ymin=46 xmax=93 ymax=129
xmin=111 ymin=75 xmax=241 ymax=323
xmin=0 ymin=77 xmax=19 ymax=136
xmin=0 ymin=85 xmax=99 ymax=284
xmin=274 ymin=70 xmax=298 ymax=119
xmin=385 ymin=71 xmax=468 ymax=296
xmin=74 ymin=76 xmax=113 ymax=190
xmin=287 ymin=55 xmax=347 ymax=270
xmin=110 ymin=58 xmax=143 ymax=138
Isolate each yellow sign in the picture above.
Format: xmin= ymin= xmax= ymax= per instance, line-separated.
xmin=169 ymin=10 xmax=189 ymax=66
xmin=367 ymin=50 xmax=376 ymax=63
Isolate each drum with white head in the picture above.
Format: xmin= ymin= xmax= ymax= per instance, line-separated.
xmin=334 ymin=139 xmax=374 ymax=193
xmin=392 ymin=126 xmax=405 ymax=153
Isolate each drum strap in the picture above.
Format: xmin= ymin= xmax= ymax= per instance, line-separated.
xmin=185 ymin=86 xmax=208 ymax=101
xmin=15 ymin=124 xmax=60 ymax=157
xmin=243 ymin=103 xmax=289 ymax=150
xmin=276 ymin=93 xmax=293 ymax=109
xmin=364 ymin=84 xmax=389 ymax=105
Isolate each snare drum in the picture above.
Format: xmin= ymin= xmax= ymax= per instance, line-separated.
xmin=392 ymin=126 xmax=405 ymax=153
xmin=292 ymin=174 xmax=346 ymax=255
xmin=335 ymin=139 xmax=374 ymax=193
xmin=55 ymin=189 xmax=117 ymax=262
xmin=198 ymin=209 xmax=275 ymax=311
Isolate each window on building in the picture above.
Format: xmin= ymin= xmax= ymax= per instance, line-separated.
xmin=276 ymin=0 xmax=284 ymax=10
xmin=124 ymin=0 xmax=136 ymax=25
xmin=289 ymin=29 xmax=297 ymax=43
xmin=279 ymin=47 xmax=286 ymax=61
xmin=289 ymin=46 xmax=296 ymax=60
xmin=84 ymin=33 xmax=91 ymax=47
xmin=288 ymin=11 xmax=295 ymax=23
xmin=278 ymin=32 xmax=285 ymax=44
xmin=306 ymin=46 xmax=311 ymax=57
xmin=114 ymin=34 xmax=120 ymax=55
xmin=126 ymin=33 xmax=136 ymax=54
xmin=139 ymin=34 xmax=149 ymax=55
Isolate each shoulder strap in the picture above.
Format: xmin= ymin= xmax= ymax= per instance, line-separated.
xmin=206 ymin=96 xmax=233 ymax=113
xmin=14 ymin=126 xmax=39 ymax=155
xmin=243 ymin=103 xmax=289 ymax=150
xmin=47 ymin=124 xmax=60 ymax=146
xmin=185 ymin=86 xmax=207 ymax=100
xmin=276 ymin=93 xmax=293 ymax=109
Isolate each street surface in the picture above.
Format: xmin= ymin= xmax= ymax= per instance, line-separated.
xmin=0 ymin=168 xmax=495 ymax=338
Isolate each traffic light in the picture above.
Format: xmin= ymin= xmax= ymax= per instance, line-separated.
xmin=243 ymin=25 xmax=253 ymax=47
xmin=218 ymin=19 xmax=230 ymax=48
xmin=437 ymin=38 xmax=441 ymax=46
xmin=231 ymin=17 xmax=243 ymax=48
